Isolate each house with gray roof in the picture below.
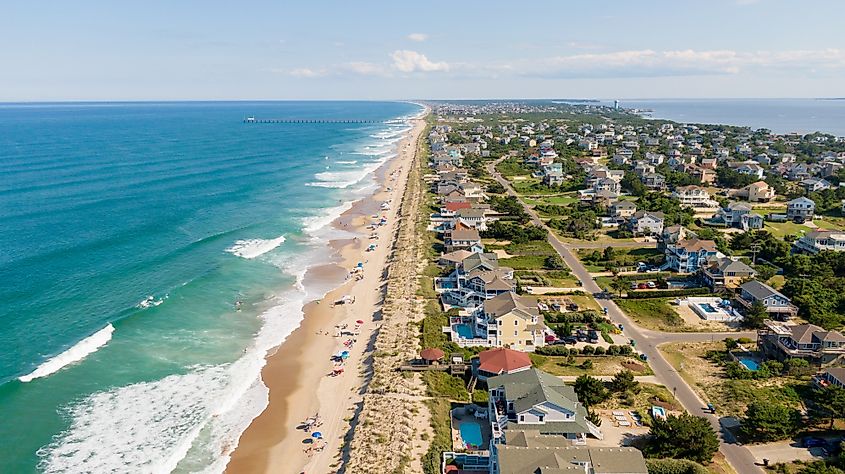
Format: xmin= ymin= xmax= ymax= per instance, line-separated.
xmin=737 ymin=280 xmax=797 ymax=318
xmin=493 ymin=431 xmax=647 ymax=474
xmin=487 ymin=368 xmax=602 ymax=444
xmin=700 ymin=257 xmax=756 ymax=290
xmin=758 ymin=321 xmax=845 ymax=367
xmin=786 ymin=197 xmax=815 ymax=222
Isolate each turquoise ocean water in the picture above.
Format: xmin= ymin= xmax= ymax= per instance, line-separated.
xmin=0 ymin=101 xmax=420 ymax=473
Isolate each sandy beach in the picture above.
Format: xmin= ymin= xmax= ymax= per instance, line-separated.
xmin=226 ymin=111 xmax=428 ymax=474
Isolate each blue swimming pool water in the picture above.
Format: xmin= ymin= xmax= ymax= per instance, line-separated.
xmin=699 ymin=303 xmax=718 ymax=313
xmin=459 ymin=421 xmax=483 ymax=449
xmin=738 ymin=357 xmax=759 ymax=371
xmin=455 ymin=324 xmax=474 ymax=339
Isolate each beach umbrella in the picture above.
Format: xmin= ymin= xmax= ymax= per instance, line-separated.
xmin=356 ymin=319 xmax=364 ymax=324
xmin=312 ymin=432 xmax=322 ymax=439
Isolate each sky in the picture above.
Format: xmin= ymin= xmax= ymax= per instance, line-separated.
xmin=1 ymin=0 xmax=844 ymax=101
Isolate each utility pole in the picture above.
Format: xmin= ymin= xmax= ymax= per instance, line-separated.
xmin=750 ymin=242 xmax=761 ymax=265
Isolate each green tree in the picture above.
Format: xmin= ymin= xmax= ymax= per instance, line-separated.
xmin=785 ymin=357 xmax=810 ymax=376
xmin=810 ymin=386 xmax=845 ymax=429
xmin=574 ymin=374 xmax=609 ymax=407
xmin=798 ymin=461 xmax=845 ymax=474
xmin=741 ymin=401 xmax=801 ymax=442
xmin=610 ymin=277 xmax=629 ymax=297
xmin=609 ymin=370 xmax=638 ymax=393
xmin=742 ymin=301 xmax=768 ymax=329
xmin=643 ymin=413 xmax=720 ymax=464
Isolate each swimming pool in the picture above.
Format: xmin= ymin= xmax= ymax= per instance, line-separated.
xmin=454 ymin=324 xmax=474 ymax=339
xmin=459 ymin=421 xmax=484 ymax=449
xmin=737 ymin=357 xmax=759 ymax=371
xmin=699 ymin=303 xmax=718 ymax=313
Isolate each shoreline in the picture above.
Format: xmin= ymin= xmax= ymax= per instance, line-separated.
xmin=226 ymin=110 xmax=428 ymax=473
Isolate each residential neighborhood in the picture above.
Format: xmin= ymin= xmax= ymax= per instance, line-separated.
xmin=415 ymin=101 xmax=845 ymax=474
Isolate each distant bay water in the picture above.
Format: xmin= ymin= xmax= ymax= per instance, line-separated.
xmin=615 ymin=98 xmax=845 ymax=136
xmin=0 ymin=101 xmax=420 ymax=473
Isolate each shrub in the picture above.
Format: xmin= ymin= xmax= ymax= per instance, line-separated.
xmin=607 ymin=345 xmax=621 ymax=355
xmin=593 ymin=346 xmax=606 ymax=356
xmin=581 ymin=345 xmax=595 ymax=355
xmin=645 ymin=458 xmax=709 ymax=474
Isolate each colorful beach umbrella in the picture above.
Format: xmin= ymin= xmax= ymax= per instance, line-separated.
xmin=312 ymin=432 xmax=322 ymax=439
xmin=356 ymin=319 xmax=364 ymax=324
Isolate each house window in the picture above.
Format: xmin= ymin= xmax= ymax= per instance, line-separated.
xmin=538 ymin=415 xmax=544 ymax=422
xmin=514 ymin=320 xmax=518 ymax=326
xmin=519 ymin=415 xmax=524 ymax=422
xmin=513 ymin=330 xmax=517 ymax=336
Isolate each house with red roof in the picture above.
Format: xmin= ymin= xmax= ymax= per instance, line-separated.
xmin=474 ymin=347 xmax=532 ymax=381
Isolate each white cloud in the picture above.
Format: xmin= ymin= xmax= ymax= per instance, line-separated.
xmin=407 ymin=33 xmax=428 ymax=42
xmin=288 ymin=67 xmax=325 ymax=78
xmin=391 ymin=50 xmax=449 ymax=73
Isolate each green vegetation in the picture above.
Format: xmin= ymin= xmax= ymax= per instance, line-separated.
xmin=740 ymin=401 xmax=801 ymax=442
xmin=423 ymin=372 xmax=469 ymax=401
xmin=422 ymin=398 xmax=452 ymax=474
xmin=643 ymin=414 xmax=720 ymax=464
xmin=578 ymin=246 xmax=663 ymax=271
xmin=645 ymin=458 xmax=709 ymax=474
xmin=615 ymin=298 xmax=684 ymax=331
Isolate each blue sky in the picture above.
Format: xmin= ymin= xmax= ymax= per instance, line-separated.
xmin=2 ymin=0 xmax=844 ymax=100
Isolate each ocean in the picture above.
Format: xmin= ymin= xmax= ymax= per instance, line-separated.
xmin=615 ymin=98 xmax=845 ymax=136
xmin=0 ymin=101 xmax=420 ymax=473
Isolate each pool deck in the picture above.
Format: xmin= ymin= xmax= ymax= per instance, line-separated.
xmin=451 ymin=406 xmax=492 ymax=452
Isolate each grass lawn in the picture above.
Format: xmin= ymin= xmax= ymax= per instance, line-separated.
xmin=615 ymin=298 xmax=685 ymax=332
xmin=568 ymin=294 xmax=602 ymax=311
xmin=763 ymin=221 xmax=813 ymax=238
xmin=813 ymin=215 xmax=845 ymax=231
xmin=767 ymin=274 xmax=786 ymax=289
xmin=529 ymin=354 xmax=654 ymax=376
xmin=499 ymin=254 xmax=548 ymax=270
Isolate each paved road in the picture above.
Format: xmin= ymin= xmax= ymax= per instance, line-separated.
xmin=487 ymin=159 xmax=763 ymax=473
xmin=566 ymin=241 xmax=658 ymax=249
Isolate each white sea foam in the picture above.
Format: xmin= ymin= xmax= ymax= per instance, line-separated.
xmin=301 ymin=201 xmax=355 ymax=234
xmin=38 ymin=112 xmax=418 ymax=474
xmin=38 ymin=290 xmax=309 ymax=474
xmin=20 ymin=324 xmax=115 ymax=383
xmin=224 ymin=235 xmax=286 ymax=259
xmin=335 ymin=160 xmax=357 ymax=164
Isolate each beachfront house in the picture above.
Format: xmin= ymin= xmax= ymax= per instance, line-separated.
xmin=437 ymin=252 xmax=515 ymax=310
xmin=491 ymin=431 xmax=647 ymax=474
xmin=700 ymin=257 xmax=756 ymax=290
xmin=757 ymin=321 xmax=845 ymax=367
xmin=736 ymin=280 xmax=798 ymax=319
xmin=444 ymin=224 xmax=483 ymax=252
xmin=473 ymin=347 xmax=533 ymax=381
xmin=479 ymin=292 xmax=548 ymax=351
xmin=487 ymin=369 xmax=603 ymax=445
xmin=664 ymin=238 xmax=720 ymax=273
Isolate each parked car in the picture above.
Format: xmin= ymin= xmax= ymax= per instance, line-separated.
xmin=562 ymin=336 xmax=578 ymax=345
xmin=637 ymin=283 xmax=648 ymax=289
xmin=587 ymin=330 xmax=599 ymax=343
xmin=646 ymin=281 xmax=656 ymax=289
